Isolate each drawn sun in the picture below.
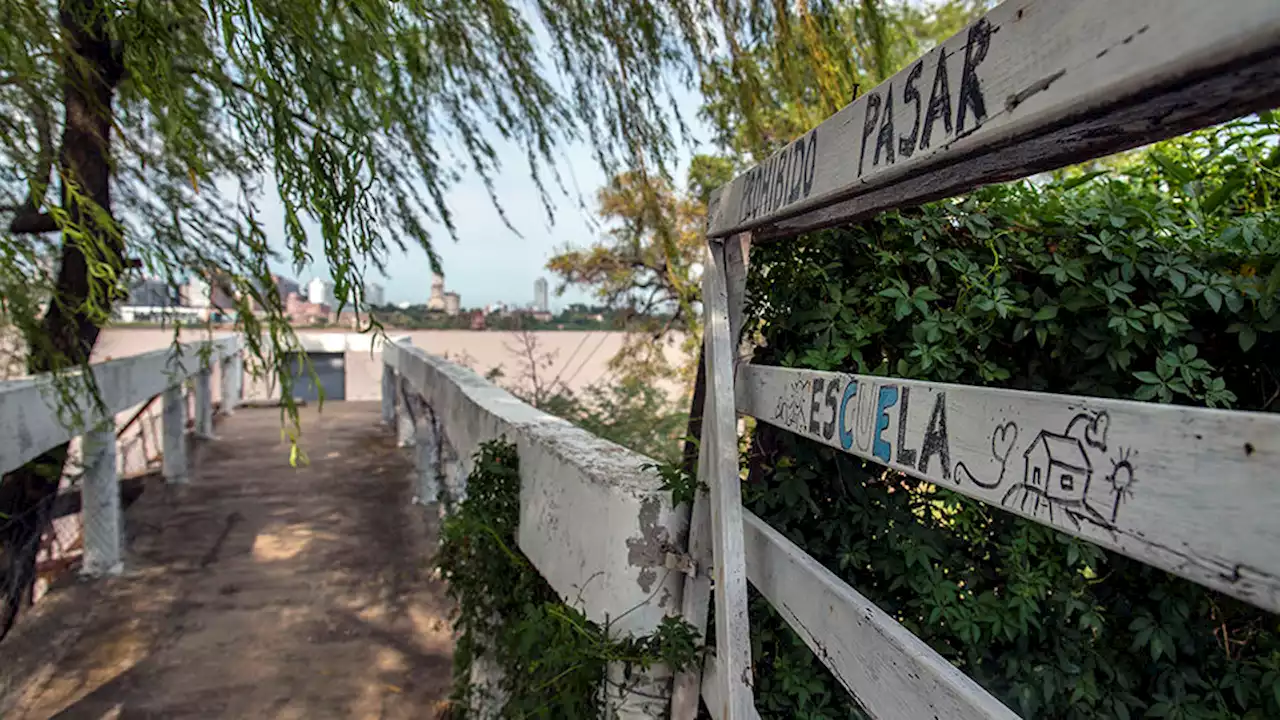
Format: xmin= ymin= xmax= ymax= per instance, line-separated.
xmin=1107 ymin=448 xmax=1136 ymax=496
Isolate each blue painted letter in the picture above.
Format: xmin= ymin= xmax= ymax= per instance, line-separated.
xmin=873 ymin=385 xmax=899 ymax=462
xmin=839 ymin=381 xmax=858 ymax=449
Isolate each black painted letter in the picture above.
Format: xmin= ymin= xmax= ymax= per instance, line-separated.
xmin=895 ymin=387 xmax=918 ymax=468
xmin=803 ymin=132 xmax=818 ymax=196
xmin=858 ymin=92 xmax=882 ymax=177
xmin=787 ymin=140 xmax=804 ymax=204
xmin=918 ymin=392 xmax=951 ymax=480
xmin=956 ymin=18 xmax=992 ymax=135
xmin=822 ymin=378 xmax=840 ymax=440
xmin=899 ymin=61 xmax=924 ymax=159
xmin=921 ymin=50 xmax=952 ymax=150
xmin=809 ymin=378 xmax=825 ymax=435
xmin=874 ymin=83 xmax=896 ymax=167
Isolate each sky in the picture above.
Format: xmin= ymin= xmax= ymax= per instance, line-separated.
xmin=266 ymin=80 xmax=713 ymax=311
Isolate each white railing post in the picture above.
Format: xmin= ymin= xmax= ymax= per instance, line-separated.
xmin=415 ymin=404 xmax=440 ymax=504
xmin=396 ymin=376 xmax=416 ymax=448
xmin=162 ymin=384 xmax=188 ymax=484
xmin=194 ymin=366 xmax=214 ymax=439
xmin=381 ymin=357 xmax=396 ymax=425
xmin=220 ymin=341 xmax=241 ymax=415
xmin=81 ymin=422 xmax=122 ymax=577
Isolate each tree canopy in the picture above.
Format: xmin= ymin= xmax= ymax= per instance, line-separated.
xmin=548 ymin=0 xmax=987 ymax=384
xmin=0 ymin=0 xmax=821 ymax=639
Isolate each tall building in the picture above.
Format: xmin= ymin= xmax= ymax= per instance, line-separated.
xmin=307 ymin=277 xmax=336 ymax=307
xmin=367 ymin=282 xmax=385 ymax=307
xmin=183 ymin=277 xmax=211 ymax=308
xmin=534 ymin=277 xmax=549 ymax=312
xmin=444 ymin=291 xmax=461 ymax=316
xmin=427 ymin=273 xmax=446 ymax=311
xmin=274 ymin=274 xmax=301 ymax=301
xmin=127 ymin=277 xmax=176 ymax=307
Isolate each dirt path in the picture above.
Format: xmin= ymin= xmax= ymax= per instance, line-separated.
xmin=0 ymin=402 xmax=454 ymax=719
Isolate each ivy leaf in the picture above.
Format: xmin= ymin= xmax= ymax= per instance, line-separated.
xmin=1033 ymin=306 xmax=1059 ymax=321
xmin=1239 ymin=326 xmax=1257 ymax=352
xmin=1204 ymin=287 xmax=1223 ymax=312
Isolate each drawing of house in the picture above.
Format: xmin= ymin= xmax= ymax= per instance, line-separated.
xmin=1022 ymin=432 xmax=1092 ymax=503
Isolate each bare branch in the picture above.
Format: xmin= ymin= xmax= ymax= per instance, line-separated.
xmin=6 ymin=208 xmax=57 ymax=234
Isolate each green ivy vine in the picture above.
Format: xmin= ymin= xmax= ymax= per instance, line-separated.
xmin=438 ymin=438 xmax=703 ymax=718
xmin=741 ymin=117 xmax=1280 ymax=719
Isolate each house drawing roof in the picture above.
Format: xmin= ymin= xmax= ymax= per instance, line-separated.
xmin=1024 ymin=432 xmax=1091 ymax=474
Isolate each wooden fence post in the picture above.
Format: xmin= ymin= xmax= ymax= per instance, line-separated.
xmin=672 ymin=233 xmax=752 ymax=718
xmin=686 ymin=235 xmax=756 ymax=719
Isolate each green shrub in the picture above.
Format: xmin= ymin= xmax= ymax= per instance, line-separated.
xmin=741 ymin=117 xmax=1280 ymax=719
xmin=438 ymin=439 xmax=701 ymax=718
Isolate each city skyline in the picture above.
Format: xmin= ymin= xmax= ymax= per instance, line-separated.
xmin=267 ymin=81 xmax=710 ymax=310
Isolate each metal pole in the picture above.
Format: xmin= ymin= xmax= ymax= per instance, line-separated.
xmin=81 ymin=423 xmax=123 ymax=577
xmin=163 ymin=385 xmax=188 ymax=484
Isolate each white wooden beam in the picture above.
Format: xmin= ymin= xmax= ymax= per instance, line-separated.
xmin=672 ymin=234 xmax=753 ymax=720
xmin=706 ymin=0 xmax=1280 ymax=240
xmin=700 ymin=653 xmax=763 ymax=720
xmin=743 ymin=510 xmax=1017 ymax=719
xmin=737 ymin=364 xmax=1280 ymax=612
xmin=699 ymin=239 xmax=756 ymax=719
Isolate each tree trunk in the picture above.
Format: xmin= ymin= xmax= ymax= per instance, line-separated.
xmin=0 ymin=0 xmax=123 ymax=640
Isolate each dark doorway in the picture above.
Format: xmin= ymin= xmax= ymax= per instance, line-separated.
xmin=286 ymin=352 xmax=346 ymax=402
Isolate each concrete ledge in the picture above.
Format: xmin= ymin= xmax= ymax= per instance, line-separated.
xmin=385 ymin=342 xmax=686 ymax=639
xmin=0 ymin=338 xmax=237 ymax=475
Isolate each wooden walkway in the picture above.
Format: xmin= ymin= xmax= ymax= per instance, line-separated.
xmin=0 ymin=402 xmax=454 ymax=719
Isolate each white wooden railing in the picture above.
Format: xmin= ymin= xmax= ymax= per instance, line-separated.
xmin=675 ymin=2 xmax=1280 ymax=719
xmin=0 ymin=336 xmax=242 ymax=576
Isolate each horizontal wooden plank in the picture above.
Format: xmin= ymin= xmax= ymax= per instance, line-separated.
xmin=0 ymin=338 xmax=236 ymax=475
xmin=706 ymin=0 xmax=1280 ymax=239
xmin=736 ymin=364 xmax=1280 ymax=612
xmin=743 ymin=511 xmax=1017 ymax=720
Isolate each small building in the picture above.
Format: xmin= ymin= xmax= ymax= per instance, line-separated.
xmin=1022 ymin=432 xmax=1092 ymax=502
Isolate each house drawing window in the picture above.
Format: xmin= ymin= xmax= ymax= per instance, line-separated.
xmin=1022 ymin=431 xmax=1092 ymax=503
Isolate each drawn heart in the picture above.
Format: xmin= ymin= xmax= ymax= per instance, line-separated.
xmin=1085 ymin=411 xmax=1109 ymax=451
xmin=991 ymin=422 xmax=1018 ymax=463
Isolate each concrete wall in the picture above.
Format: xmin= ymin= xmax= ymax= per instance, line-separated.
xmin=385 ymin=342 xmax=686 ymax=718
xmin=90 ymin=327 xmax=689 ymax=402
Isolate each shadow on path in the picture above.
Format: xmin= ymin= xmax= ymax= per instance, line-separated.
xmin=1 ymin=402 xmax=454 ymax=719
